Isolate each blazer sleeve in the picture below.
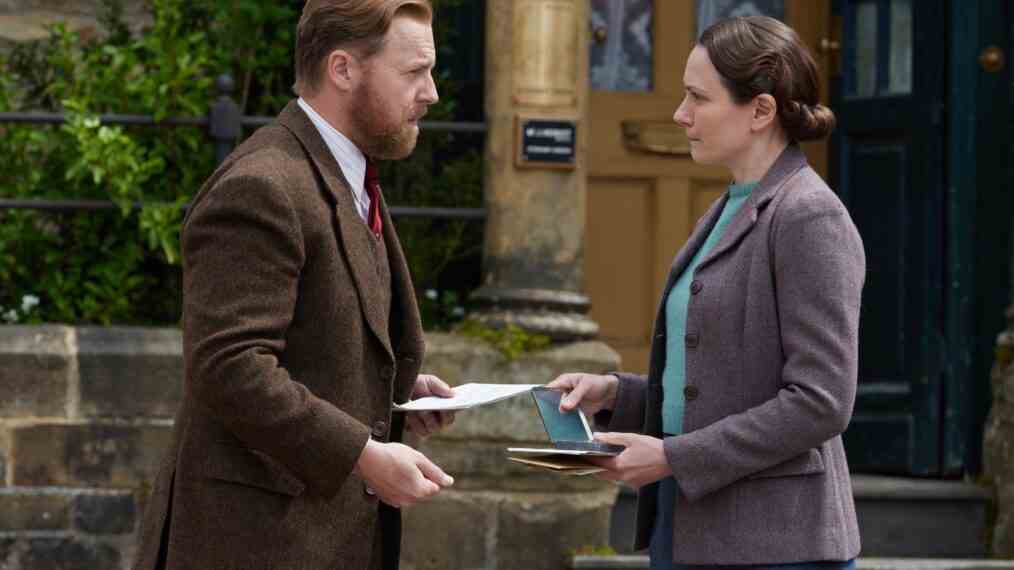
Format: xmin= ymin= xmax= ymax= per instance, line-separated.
xmin=593 ymin=372 xmax=648 ymax=432
xmin=664 ymin=197 xmax=865 ymax=502
xmin=182 ymin=172 xmax=371 ymax=498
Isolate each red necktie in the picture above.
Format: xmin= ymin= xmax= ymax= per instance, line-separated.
xmin=364 ymin=160 xmax=383 ymax=238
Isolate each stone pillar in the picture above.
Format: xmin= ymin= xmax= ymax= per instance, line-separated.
xmin=471 ymin=0 xmax=598 ymax=341
xmin=985 ymin=306 xmax=1014 ymax=556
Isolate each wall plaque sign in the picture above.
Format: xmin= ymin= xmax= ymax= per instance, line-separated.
xmin=515 ymin=117 xmax=577 ymax=170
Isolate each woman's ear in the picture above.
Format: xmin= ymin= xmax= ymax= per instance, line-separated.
xmin=751 ymin=94 xmax=778 ymax=132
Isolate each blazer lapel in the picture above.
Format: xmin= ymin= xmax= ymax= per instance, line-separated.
xmin=665 ymin=195 xmax=726 ymax=297
xmin=379 ymin=200 xmax=425 ymax=404
xmin=646 ymin=195 xmax=727 ymax=370
xmin=277 ymin=100 xmax=394 ymax=361
xmin=695 ymin=144 xmax=809 ymax=271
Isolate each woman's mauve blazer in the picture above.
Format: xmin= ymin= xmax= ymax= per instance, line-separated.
xmin=604 ymin=144 xmax=865 ymax=564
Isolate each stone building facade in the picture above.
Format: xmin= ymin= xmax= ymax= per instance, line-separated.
xmin=0 ymin=0 xmax=148 ymax=47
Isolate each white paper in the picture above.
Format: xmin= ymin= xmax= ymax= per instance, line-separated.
xmin=393 ymin=382 xmax=541 ymax=411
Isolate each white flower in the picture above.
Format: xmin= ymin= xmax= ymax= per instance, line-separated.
xmin=2 ymin=309 xmax=17 ymax=323
xmin=21 ymin=295 xmax=40 ymax=312
xmin=425 ymin=289 xmax=438 ymax=301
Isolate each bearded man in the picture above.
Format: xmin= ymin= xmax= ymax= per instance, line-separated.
xmin=132 ymin=2 xmax=456 ymax=569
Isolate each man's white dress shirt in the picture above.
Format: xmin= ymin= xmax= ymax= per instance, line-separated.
xmin=296 ymin=98 xmax=372 ymax=222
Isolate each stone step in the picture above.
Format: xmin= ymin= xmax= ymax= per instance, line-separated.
xmin=570 ymin=557 xmax=1014 ymax=570
xmin=608 ymin=475 xmax=992 ymax=558
xmin=0 ymin=486 xmax=137 ymax=535
xmin=852 ymin=475 xmax=991 ymax=557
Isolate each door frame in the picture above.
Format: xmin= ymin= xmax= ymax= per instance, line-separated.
xmin=945 ymin=0 xmax=1012 ymax=475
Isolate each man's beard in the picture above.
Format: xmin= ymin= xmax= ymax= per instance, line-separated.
xmin=351 ymin=80 xmax=420 ymax=161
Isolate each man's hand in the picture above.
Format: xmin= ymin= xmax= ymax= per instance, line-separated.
xmin=585 ymin=432 xmax=672 ymax=489
xmin=355 ymin=439 xmax=454 ymax=508
xmin=406 ymin=374 xmax=456 ymax=438
xmin=545 ymin=373 xmax=619 ymax=417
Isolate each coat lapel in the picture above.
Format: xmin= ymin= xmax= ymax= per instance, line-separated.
xmin=380 ymin=200 xmax=425 ymax=404
xmin=646 ymin=195 xmax=727 ymax=374
xmin=695 ymin=144 xmax=808 ymax=272
xmin=277 ymin=100 xmax=394 ymax=361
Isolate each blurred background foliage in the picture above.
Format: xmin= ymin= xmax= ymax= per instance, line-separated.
xmin=0 ymin=0 xmax=484 ymax=328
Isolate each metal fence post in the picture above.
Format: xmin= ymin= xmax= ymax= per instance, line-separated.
xmin=209 ymin=74 xmax=242 ymax=165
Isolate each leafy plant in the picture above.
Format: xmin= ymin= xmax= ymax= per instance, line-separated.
xmin=455 ymin=319 xmax=551 ymax=360
xmin=0 ymin=0 xmax=483 ymax=327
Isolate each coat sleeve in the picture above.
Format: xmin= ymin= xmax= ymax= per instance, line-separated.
xmin=182 ymin=172 xmax=371 ymax=498
xmin=594 ymin=372 xmax=649 ymax=432
xmin=664 ymin=199 xmax=865 ymax=502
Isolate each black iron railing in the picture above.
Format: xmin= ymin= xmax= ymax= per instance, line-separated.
xmin=0 ymin=74 xmax=487 ymax=220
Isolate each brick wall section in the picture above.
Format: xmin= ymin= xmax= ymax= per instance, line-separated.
xmin=0 ymin=326 xmax=179 ymax=570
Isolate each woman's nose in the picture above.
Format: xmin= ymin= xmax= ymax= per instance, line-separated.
xmin=673 ymin=100 xmax=691 ymax=127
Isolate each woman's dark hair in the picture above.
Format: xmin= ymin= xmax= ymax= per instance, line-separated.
xmin=698 ymin=16 xmax=835 ymax=141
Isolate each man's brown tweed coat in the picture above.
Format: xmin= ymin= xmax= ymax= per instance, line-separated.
xmin=132 ymin=100 xmax=425 ymax=570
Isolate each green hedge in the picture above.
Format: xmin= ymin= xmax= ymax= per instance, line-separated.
xmin=0 ymin=0 xmax=482 ymax=329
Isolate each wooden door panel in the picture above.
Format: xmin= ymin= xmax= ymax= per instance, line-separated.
xmin=587 ymin=180 xmax=655 ymax=349
xmin=846 ymin=139 xmax=910 ymax=379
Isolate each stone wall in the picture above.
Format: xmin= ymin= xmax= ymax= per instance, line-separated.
xmin=985 ymin=307 xmax=1014 ymax=557
xmin=0 ymin=326 xmax=180 ymax=569
xmin=0 ymin=0 xmax=149 ymax=47
xmin=0 ymin=326 xmax=621 ymax=569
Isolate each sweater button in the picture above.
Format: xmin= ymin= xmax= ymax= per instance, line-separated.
xmin=684 ymin=386 xmax=700 ymax=401
xmin=690 ymin=281 xmax=703 ymax=294
xmin=684 ymin=333 xmax=699 ymax=348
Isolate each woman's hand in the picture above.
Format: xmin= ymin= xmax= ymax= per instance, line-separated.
xmin=545 ymin=373 xmax=619 ymax=417
xmin=585 ymin=432 xmax=673 ymax=489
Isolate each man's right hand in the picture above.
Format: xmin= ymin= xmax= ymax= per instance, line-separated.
xmin=355 ymin=439 xmax=453 ymax=508
xmin=546 ymin=373 xmax=619 ymax=417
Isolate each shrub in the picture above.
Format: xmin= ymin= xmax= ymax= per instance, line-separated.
xmin=0 ymin=0 xmax=482 ymax=327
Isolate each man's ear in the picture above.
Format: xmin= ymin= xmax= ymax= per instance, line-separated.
xmin=751 ymin=94 xmax=778 ymax=132
xmin=325 ymin=49 xmax=358 ymax=92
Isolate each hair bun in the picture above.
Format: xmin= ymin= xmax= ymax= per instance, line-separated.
xmin=782 ymin=101 xmax=836 ymax=141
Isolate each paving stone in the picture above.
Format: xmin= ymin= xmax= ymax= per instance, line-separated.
xmin=11 ymin=423 xmax=172 ymax=487
xmin=0 ymin=489 xmax=70 ymax=531
xmin=23 ymin=537 xmax=120 ymax=570
xmin=0 ymin=326 xmax=73 ymax=418
xmin=73 ymin=492 xmax=136 ymax=535
xmin=77 ymin=327 xmax=183 ymax=418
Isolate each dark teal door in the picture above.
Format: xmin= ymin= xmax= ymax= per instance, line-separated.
xmin=829 ymin=0 xmax=948 ymax=475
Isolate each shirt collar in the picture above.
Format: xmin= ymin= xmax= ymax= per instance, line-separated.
xmin=296 ymin=98 xmax=369 ymax=217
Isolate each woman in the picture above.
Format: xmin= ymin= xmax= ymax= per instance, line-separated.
xmin=548 ymin=16 xmax=865 ymax=569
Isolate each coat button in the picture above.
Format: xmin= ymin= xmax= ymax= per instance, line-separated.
xmin=684 ymin=333 xmax=699 ymax=348
xmin=684 ymin=386 xmax=699 ymax=401
xmin=690 ymin=281 xmax=703 ymax=294
xmin=372 ymin=420 xmax=388 ymax=438
xmin=365 ymin=485 xmax=377 ymax=496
